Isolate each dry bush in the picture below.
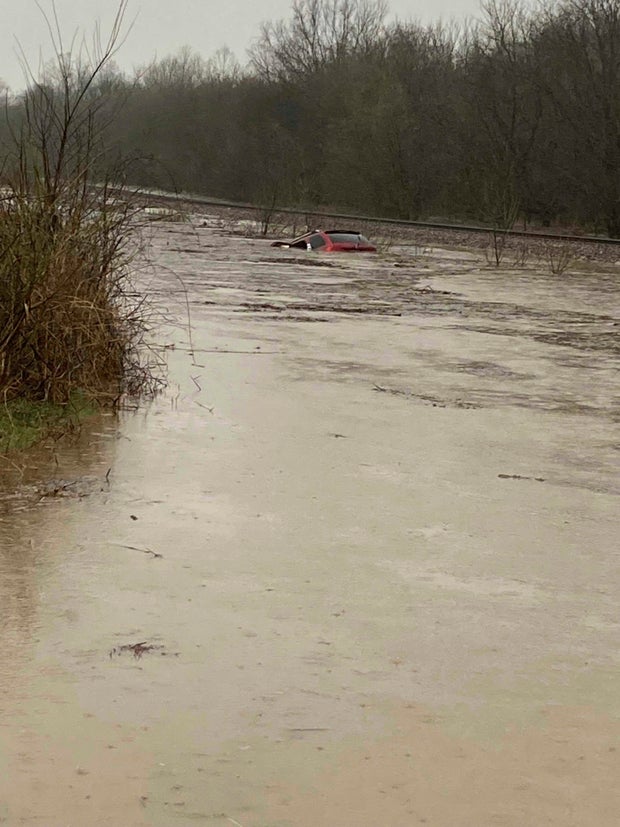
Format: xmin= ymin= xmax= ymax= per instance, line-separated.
xmin=543 ymin=240 xmax=574 ymax=275
xmin=359 ymin=221 xmax=400 ymax=254
xmin=485 ymin=229 xmax=509 ymax=266
xmin=0 ymin=192 xmax=156 ymax=404
xmin=512 ymin=241 xmax=531 ymax=267
xmin=0 ymin=1 xmax=161 ymax=407
xmin=259 ymin=209 xmax=295 ymax=238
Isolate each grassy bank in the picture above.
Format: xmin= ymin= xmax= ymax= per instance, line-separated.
xmin=0 ymin=393 xmax=98 ymax=453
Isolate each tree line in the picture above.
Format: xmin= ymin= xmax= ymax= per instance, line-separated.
xmin=3 ymin=0 xmax=620 ymax=236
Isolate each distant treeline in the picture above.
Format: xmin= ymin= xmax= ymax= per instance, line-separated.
xmin=3 ymin=0 xmax=620 ymax=236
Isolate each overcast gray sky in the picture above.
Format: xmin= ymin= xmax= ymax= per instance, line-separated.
xmin=1 ymin=0 xmax=483 ymax=90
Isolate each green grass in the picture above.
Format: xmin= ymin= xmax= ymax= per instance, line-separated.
xmin=0 ymin=392 xmax=98 ymax=453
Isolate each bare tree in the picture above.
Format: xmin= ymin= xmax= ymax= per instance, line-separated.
xmin=250 ymin=0 xmax=387 ymax=82
xmin=44 ymin=0 xmax=619 ymax=237
xmin=464 ymin=2 xmax=545 ymax=226
xmin=532 ymin=0 xmax=620 ymax=235
xmin=139 ymin=46 xmax=208 ymax=89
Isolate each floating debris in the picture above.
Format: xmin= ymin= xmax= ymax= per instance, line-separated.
xmin=109 ymin=641 xmax=166 ymax=660
xmin=498 ymin=474 xmax=546 ymax=482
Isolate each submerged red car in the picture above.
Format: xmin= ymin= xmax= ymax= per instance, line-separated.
xmin=271 ymin=229 xmax=377 ymax=253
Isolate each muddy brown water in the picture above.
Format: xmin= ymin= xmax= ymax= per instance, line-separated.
xmin=1 ymin=217 xmax=618 ymax=826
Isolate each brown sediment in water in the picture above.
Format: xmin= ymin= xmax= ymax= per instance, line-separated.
xmin=0 ymin=215 xmax=618 ymax=826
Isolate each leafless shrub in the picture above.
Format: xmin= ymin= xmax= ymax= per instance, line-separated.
xmin=512 ymin=241 xmax=531 ymax=267
xmin=259 ymin=208 xmax=293 ymax=238
xmin=258 ymin=195 xmax=279 ymax=236
xmin=481 ymin=168 xmax=520 ymax=267
xmin=354 ymin=219 xmax=398 ymax=254
xmin=484 ymin=229 xmax=510 ymax=266
xmin=543 ymin=240 xmax=574 ymax=274
xmin=0 ymin=1 xmax=162 ymax=407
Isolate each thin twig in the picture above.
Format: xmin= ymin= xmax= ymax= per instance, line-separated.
xmin=111 ymin=542 xmax=163 ymax=559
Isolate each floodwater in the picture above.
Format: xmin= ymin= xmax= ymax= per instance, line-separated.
xmin=0 ymin=217 xmax=618 ymax=826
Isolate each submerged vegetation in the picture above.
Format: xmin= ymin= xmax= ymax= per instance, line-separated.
xmin=0 ymin=393 xmax=97 ymax=453
xmin=0 ymin=1 xmax=160 ymax=451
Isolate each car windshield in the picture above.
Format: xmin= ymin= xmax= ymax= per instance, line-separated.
xmin=287 ymin=233 xmax=314 ymax=246
xmin=326 ymin=232 xmax=371 ymax=244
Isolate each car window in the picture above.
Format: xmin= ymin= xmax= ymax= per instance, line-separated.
xmin=309 ymin=234 xmax=326 ymax=249
xmin=326 ymin=232 xmax=370 ymax=244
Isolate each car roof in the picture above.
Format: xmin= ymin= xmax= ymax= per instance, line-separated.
xmin=291 ymin=228 xmax=363 ymax=238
